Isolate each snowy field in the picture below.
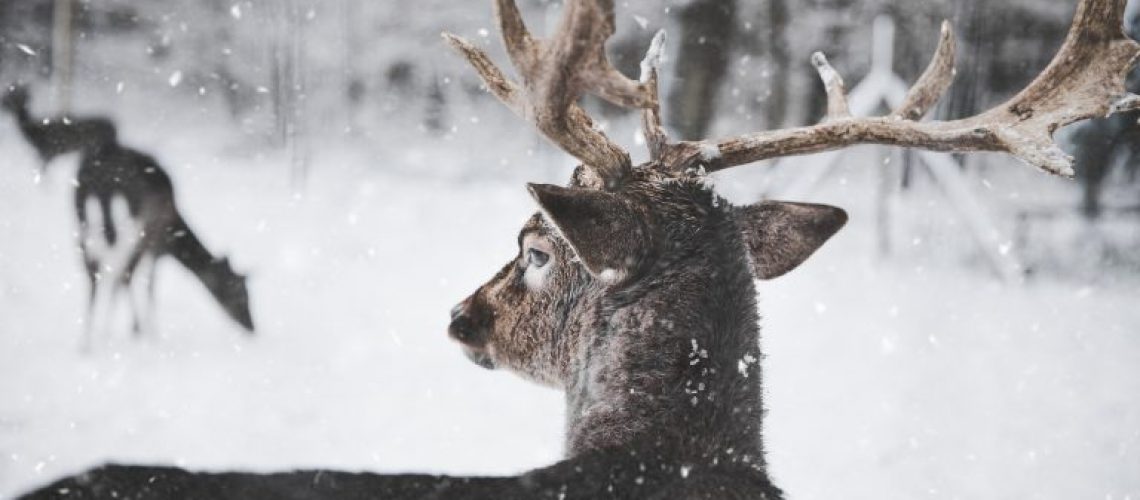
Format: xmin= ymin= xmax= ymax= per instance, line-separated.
xmin=2 ymin=95 xmax=1140 ymax=500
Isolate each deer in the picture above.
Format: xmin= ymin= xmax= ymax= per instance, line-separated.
xmin=1 ymin=84 xmax=116 ymax=172
xmin=75 ymin=127 xmax=256 ymax=349
xmin=3 ymin=86 xmax=254 ymax=348
xmin=15 ymin=0 xmax=1140 ymax=498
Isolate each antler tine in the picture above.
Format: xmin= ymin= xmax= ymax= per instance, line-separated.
xmin=893 ymin=20 xmax=956 ymax=121
xmin=442 ymin=34 xmax=525 ymax=116
xmin=639 ymin=30 xmax=669 ymax=160
xmin=446 ymin=0 xmax=664 ymax=188
xmin=810 ymin=52 xmax=852 ymax=121
xmin=558 ymin=0 xmax=657 ymax=110
xmin=493 ymin=0 xmax=539 ymax=75
xmin=444 ymin=31 xmax=629 ymax=186
xmin=636 ymin=30 xmax=723 ymax=171
xmin=688 ymin=0 xmax=1140 ymax=179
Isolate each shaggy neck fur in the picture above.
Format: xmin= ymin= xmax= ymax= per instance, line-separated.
xmin=560 ymin=183 xmax=767 ymax=472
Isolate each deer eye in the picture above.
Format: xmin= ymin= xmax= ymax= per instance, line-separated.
xmin=526 ymin=248 xmax=550 ymax=268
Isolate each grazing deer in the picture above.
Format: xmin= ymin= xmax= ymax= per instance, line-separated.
xmin=1 ymin=85 xmax=116 ymax=171
xmin=16 ymin=0 xmax=1140 ymax=498
xmin=3 ymin=86 xmax=254 ymax=347
xmin=75 ymin=131 xmax=255 ymax=348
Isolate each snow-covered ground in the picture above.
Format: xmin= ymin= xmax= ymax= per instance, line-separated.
xmin=2 ymin=99 xmax=1139 ymax=500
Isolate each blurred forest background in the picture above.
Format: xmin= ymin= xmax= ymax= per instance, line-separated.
xmin=3 ymin=0 xmax=1137 ymax=276
xmin=0 ymin=0 xmax=1084 ymax=134
xmin=1 ymin=1 xmax=1139 ymax=499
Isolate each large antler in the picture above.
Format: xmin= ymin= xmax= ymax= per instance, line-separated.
xmin=443 ymin=0 xmax=658 ymax=187
xmin=664 ymin=0 xmax=1140 ymax=178
xmin=448 ymin=0 xmax=1140 ymax=183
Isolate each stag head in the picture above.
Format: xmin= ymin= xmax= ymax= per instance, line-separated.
xmin=444 ymin=0 xmax=1140 ymax=383
xmin=448 ymin=166 xmax=846 ymax=383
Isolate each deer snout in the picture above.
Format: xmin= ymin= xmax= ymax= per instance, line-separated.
xmin=448 ymin=313 xmax=479 ymax=344
xmin=447 ymin=300 xmax=487 ymax=346
xmin=448 ymin=300 xmax=496 ymax=370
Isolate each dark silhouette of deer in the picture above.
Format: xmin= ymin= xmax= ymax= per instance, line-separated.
xmin=75 ymin=135 xmax=255 ymax=348
xmin=15 ymin=0 xmax=1140 ymax=498
xmin=3 ymin=86 xmax=254 ymax=348
xmin=2 ymin=85 xmax=115 ymax=170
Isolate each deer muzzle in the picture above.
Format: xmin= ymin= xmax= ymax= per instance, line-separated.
xmin=448 ymin=299 xmax=495 ymax=370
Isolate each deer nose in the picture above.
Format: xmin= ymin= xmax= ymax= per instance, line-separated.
xmin=448 ymin=313 xmax=481 ymax=345
xmin=448 ymin=301 xmax=485 ymax=346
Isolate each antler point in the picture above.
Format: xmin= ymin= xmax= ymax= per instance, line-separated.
xmin=810 ymin=52 xmax=827 ymax=68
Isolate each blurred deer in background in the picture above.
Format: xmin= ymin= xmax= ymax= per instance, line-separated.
xmin=17 ymin=0 xmax=1140 ymax=498
xmin=75 ymin=129 xmax=255 ymax=349
xmin=3 ymin=86 xmax=254 ymax=350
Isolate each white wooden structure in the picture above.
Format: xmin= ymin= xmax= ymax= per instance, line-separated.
xmin=774 ymin=16 xmax=1025 ymax=283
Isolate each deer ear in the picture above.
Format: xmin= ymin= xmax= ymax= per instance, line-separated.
xmin=737 ymin=201 xmax=847 ymax=280
xmin=527 ymin=183 xmax=647 ymax=283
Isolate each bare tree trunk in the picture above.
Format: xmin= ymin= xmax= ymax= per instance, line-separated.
xmin=666 ymin=0 xmax=736 ymax=141
xmin=764 ymin=0 xmax=789 ymax=128
xmin=270 ymin=2 xmax=288 ymax=147
xmin=271 ymin=0 xmax=295 ymax=148
xmin=339 ymin=0 xmax=366 ymax=136
xmin=288 ymin=0 xmax=309 ymax=191
xmin=0 ymin=3 xmax=8 ymax=73
xmin=203 ymin=0 xmax=252 ymax=120
xmin=50 ymin=0 xmax=74 ymax=114
xmin=424 ymin=73 xmax=447 ymax=133
xmin=269 ymin=0 xmax=310 ymax=190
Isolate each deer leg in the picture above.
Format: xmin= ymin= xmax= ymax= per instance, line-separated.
xmin=101 ymin=195 xmax=144 ymax=339
xmin=82 ymin=195 xmax=140 ymax=343
xmin=125 ymin=272 xmax=142 ymax=338
xmin=83 ymin=282 xmax=119 ymax=352
xmin=84 ymin=261 xmax=118 ymax=350
xmin=128 ymin=254 xmax=157 ymax=338
xmin=78 ymin=196 xmax=110 ymax=352
xmin=106 ymin=279 xmax=126 ymax=338
xmin=123 ymin=256 xmax=146 ymax=338
xmin=79 ymin=241 xmax=100 ymax=353
xmin=80 ymin=267 xmax=98 ymax=354
xmin=145 ymin=257 xmax=158 ymax=336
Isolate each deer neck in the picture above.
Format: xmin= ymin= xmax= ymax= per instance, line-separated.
xmin=8 ymin=105 xmax=40 ymax=145
xmin=166 ymin=221 xmax=221 ymax=283
xmin=563 ymin=208 xmax=766 ymax=467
